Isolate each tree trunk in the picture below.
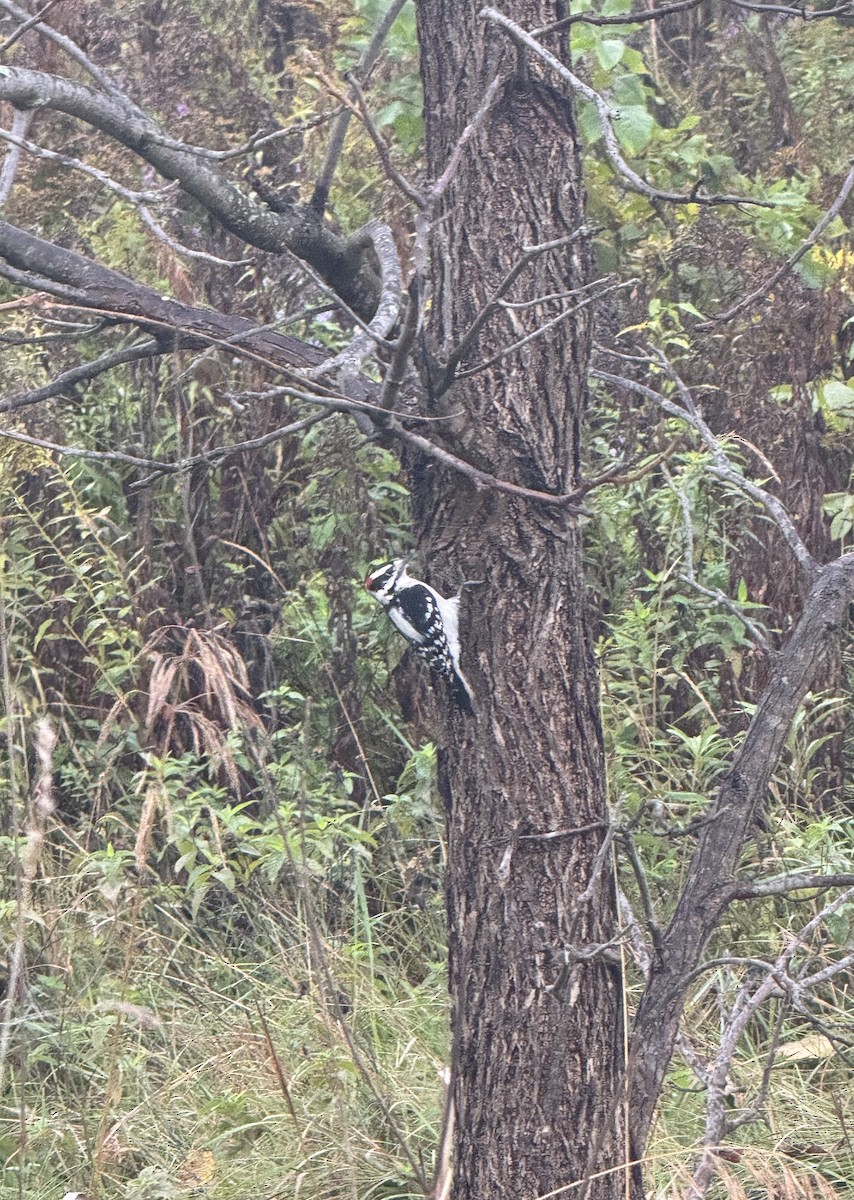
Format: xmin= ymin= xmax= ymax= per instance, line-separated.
xmin=415 ymin=5 xmax=624 ymax=1198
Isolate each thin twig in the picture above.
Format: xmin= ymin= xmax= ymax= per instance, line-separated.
xmin=726 ymin=870 xmax=854 ymax=901
xmin=427 ymin=73 xmax=503 ymax=204
xmin=455 ymin=278 xmax=635 ymax=380
xmin=138 ymin=207 xmax=252 ymax=267
xmin=701 ymin=159 xmax=854 ymax=327
xmin=345 ymin=74 xmax=424 ymax=206
xmin=254 ymin=1003 xmax=301 ymax=1135
xmin=535 ymin=0 xmax=703 ymax=31
xmin=388 ymin=420 xmax=592 ymax=513
xmin=685 ymin=890 xmax=854 ymax=1200
xmin=0 ymin=125 xmax=167 ymax=202
xmin=440 ymin=227 xmax=596 ymax=388
xmin=575 ymin=437 xmax=681 ymax=498
xmin=0 ymin=338 xmax=160 ymax=414
xmin=0 ymin=0 xmax=56 ymax=54
xmin=725 ymin=0 xmax=854 ymax=15
xmin=0 ymin=0 xmax=139 ymax=109
xmin=618 ymin=830 xmax=665 ymax=956
xmin=0 ymin=109 xmax=32 ymax=207
xmin=311 ymin=0 xmax=411 ymax=214
xmin=0 ymin=408 xmax=334 ymax=479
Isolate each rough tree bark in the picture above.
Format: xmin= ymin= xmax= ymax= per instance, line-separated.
xmin=414 ymin=4 xmax=624 ymax=1199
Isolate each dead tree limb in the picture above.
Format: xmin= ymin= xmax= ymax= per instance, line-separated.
xmin=627 ymin=551 xmax=854 ymax=1161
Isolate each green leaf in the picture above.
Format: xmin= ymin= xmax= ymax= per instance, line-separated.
xmin=614 ymin=105 xmax=655 ymax=155
xmin=571 ymin=23 xmax=599 ymax=52
xmin=595 ymin=38 xmax=626 ymax=69
xmin=612 ymin=74 xmax=648 ymax=107
xmin=830 ymin=508 xmax=854 ymax=541
xmin=821 ymin=380 xmax=854 ymax=413
xmin=577 ymin=99 xmax=604 ymax=145
xmin=621 ymin=47 xmax=646 ymax=73
xmin=33 ymin=618 xmax=54 ymax=649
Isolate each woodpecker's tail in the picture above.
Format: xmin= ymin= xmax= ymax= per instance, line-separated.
xmin=451 ymin=669 xmax=476 ymax=717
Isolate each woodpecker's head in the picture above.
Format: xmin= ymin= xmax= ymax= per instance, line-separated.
xmin=364 ymin=559 xmax=407 ymax=604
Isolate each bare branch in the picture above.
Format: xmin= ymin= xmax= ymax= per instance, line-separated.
xmin=576 ymin=437 xmax=681 ymax=498
xmin=534 ymin=0 xmax=704 ymax=32
xmin=701 ymin=159 xmax=854 ymax=327
xmin=0 ymin=108 xmax=31 ymax=207
xmin=0 ymin=217 xmax=328 ymax=371
xmin=303 ymin=221 xmax=402 ymax=385
xmin=0 ymin=66 xmax=381 ymax=314
xmin=0 ymin=124 xmax=169 ymax=203
xmin=456 ymin=278 xmax=635 ymax=381
xmin=377 ymin=278 xmax=421 ymax=412
xmin=389 ymin=420 xmax=593 ymax=513
xmin=0 ymin=425 xmax=178 ymax=470
xmin=427 ymin=73 xmax=503 ymax=204
xmin=796 ymin=948 xmax=854 ymax=992
xmin=345 ymin=73 xmax=424 ymax=206
xmin=628 ymin=553 xmax=854 ymax=1160
xmin=440 ymin=227 xmax=596 ymax=388
xmin=311 ymin=0 xmax=412 ymax=215
xmin=534 ymin=0 xmax=854 ymax=31
xmin=0 ymin=408 xmax=335 ymax=482
xmin=137 ymin=206 xmax=252 ymax=268
xmin=144 ymin=114 xmax=341 ymax=162
xmin=480 ymin=6 xmax=773 ymax=209
xmin=0 ymin=338 xmax=160 ymax=414
xmin=0 ymin=0 xmax=138 ymax=108
xmin=618 ymin=830 xmax=665 ymax=955
xmin=0 ymin=0 xmax=56 ymax=55
xmin=724 ymin=0 xmax=854 ymax=16
xmin=617 ymin=886 xmax=652 ymax=977
xmin=727 ymin=871 xmax=854 ymax=901
xmin=685 ymin=890 xmax=854 ymax=1200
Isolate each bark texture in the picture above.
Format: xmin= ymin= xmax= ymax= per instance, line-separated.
xmin=415 ymin=4 xmax=623 ymax=1198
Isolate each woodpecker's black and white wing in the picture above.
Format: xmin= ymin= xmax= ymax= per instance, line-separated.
xmin=364 ymin=561 xmax=475 ymax=716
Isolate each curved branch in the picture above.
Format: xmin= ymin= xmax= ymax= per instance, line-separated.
xmin=0 ymin=66 xmax=381 ymax=314
xmin=592 ymin=364 xmax=818 ymax=579
xmin=0 ymin=337 xmax=160 ymax=414
xmin=311 ymin=0 xmax=412 ymax=215
xmin=480 ymin=7 xmax=773 ymax=209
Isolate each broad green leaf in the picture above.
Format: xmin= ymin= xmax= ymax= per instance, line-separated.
xmin=595 ymin=38 xmax=626 ymax=69
xmin=577 ymin=99 xmax=604 ymax=144
xmin=614 ymin=105 xmax=655 ymax=155
xmin=821 ymin=380 xmax=854 ymax=412
xmin=571 ymin=22 xmax=598 ymax=51
xmin=621 ymin=47 xmax=646 ymax=73
xmin=613 ymin=73 xmax=647 ymax=106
